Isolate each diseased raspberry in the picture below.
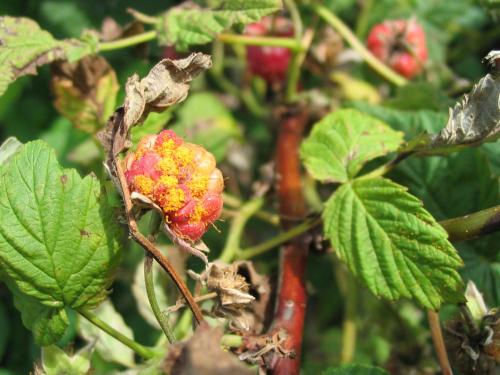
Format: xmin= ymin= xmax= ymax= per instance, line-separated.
xmin=124 ymin=130 xmax=224 ymax=242
xmin=367 ymin=19 xmax=428 ymax=79
xmin=245 ymin=16 xmax=294 ymax=85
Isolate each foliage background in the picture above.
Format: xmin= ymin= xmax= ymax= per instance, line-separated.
xmin=0 ymin=0 xmax=499 ymax=374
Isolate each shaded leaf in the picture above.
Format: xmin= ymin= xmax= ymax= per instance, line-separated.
xmin=0 ymin=16 xmax=94 ymax=96
xmin=322 ymin=364 xmax=389 ymax=375
xmin=323 ymin=177 xmax=464 ymax=310
xmin=78 ymin=300 xmax=135 ymax=367
xmin=389 ymin=148 xmax=499 ymax=220
xmin=0 ymin=141 xmax=122 ymax=310
xmin=130 ymin=110 xmax=173 ymax=146
xmin=51 ymin=55 xmax=119 ymax=134
xmin=6 ymin=279 xmax=68 ymax=346
xmin=40 ymin=344 xmax=93 ymax=375
xmin=154 ymin=0 xmax=282 ymax=50
xmin=300 ymin=109 xmax=404 ymax=183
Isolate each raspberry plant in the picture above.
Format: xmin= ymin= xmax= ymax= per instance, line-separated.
xmin=0 ymin=1 xmax=499 ymax=375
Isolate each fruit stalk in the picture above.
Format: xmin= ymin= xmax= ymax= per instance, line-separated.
xmin=270 ymin=107 xmax=309 ymax=374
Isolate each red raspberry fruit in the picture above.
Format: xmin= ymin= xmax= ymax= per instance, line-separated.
xmin=367 ymin=19 xmax=428 ymax=79
xmin=124 ymin=130 xmax=224 ymax=242
xmin=245 ymin=16 xmax=294 ymax=85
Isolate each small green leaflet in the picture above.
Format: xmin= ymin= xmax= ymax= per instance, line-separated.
xmin=323 ymin=177 xmax=464 ymax=310
xmin=300 ymin=109 xmax=404 ymax=183
xmin=0 ymin=16 xmax=94 ymax=96
xmin=41 ymin=344 xmax=93 ymax=375
xmin=155 ymin=0 xmax=282 ymax=49
xmin=0 ymin=141 xmax=122 ymax=312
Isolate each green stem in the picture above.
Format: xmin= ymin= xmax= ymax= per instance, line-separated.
xmin=239 ymin=216 xmax=321 ymax=259
xmin=355 ymin=0 xmax=374 ymax=38
xmin=219 ymin=198 xmax=264 ymax=263
xmin=313 ymin=4 xmax=407 ymax=87
xmin=223 ymin=193 xmax=280 ymax=226
xmin=217 ymin=33 xmax=303 ymax=51
xmin=440 ymin=204 xmax=500 ymax=242
xmin=78 ymin=308 xmax=155 ymax=360
xmin=357 ymin=152 xmax=413 ymax=180
xmin=336 ymin=266 xmax=357 ymax=364
xmin=98 ymin=30 xmax=157 ymax=52
xmin=173 ymin=309 xmax=193 ymax=339
xmin=144 ymin=254 xmax=176 ymax=343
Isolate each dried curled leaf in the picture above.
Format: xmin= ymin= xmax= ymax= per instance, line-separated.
xmin=408 ymin=51 xmax=500 ymax=154
xmin=97 ymin=53 xmax=212 ymax=157
xmin=189 ymin=262 xmax=259 ymax=331
xmin=51 ymin=55 xmax=119 ymax=134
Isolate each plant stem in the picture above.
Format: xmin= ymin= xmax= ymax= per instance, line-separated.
xmin=313 ymin=4 xmax=407 ymax=87
xmin=219 ymin=197 xmax=265 ymax=263
xmin=144 ymin=254 xmax=176 ymax=343
xmin=78 ymin=308 xmax=156 ymax=360
xmin=427 ymin=310 xmax=453 ymax=375
xmin=167 ymin=292 xmax=218 ymax=313
xmin=269 ymin=106 xmax=309 ymax=375
xmin=335 ymin=265 xmax=357 ymax=364
xmin=223 ymin=193 xmax=280 ymax=226
xmin=239 ymin=216 xmax=321 ymax=259
xmin=98 ymin=30 xmax=157 ymax=52
xmin=217 ymin=33 xmax=303 ymax=51
xmin=440 ymin=204 xmax=500 ymax=242
xmin=357 ymin=152 xmax=413 ymax=180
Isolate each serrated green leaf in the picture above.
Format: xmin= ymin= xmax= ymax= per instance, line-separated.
xmin=41 ymin=344 xmax=93 ymax=375
xmin=0 ymin=141 xmax=122 ymax=311
xmin=171 ymin=92 xmax=241 ymax=161
xmin=323 ymin=177 xmax=464 ymax=310
xmin=6 ymin=279 xmax=68 ymax=346
xmin=0 ymin=17 xmax=93 ymax=97
xmin=389 ymin=148 xmax=499 ymax=220
xmin=300 ymin=109 xmax=404 ymax=183
xmin=0 ymin=137 xmax=22 ymax=167
xmin=78 ymin=300 xmax=135 ymax=367
xmin=156 ymin=0 xmax=282 ymax=49
xmin=322 ymin=364 xmax=389 ymax=375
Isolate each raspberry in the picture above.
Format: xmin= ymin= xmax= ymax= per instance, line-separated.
xmin=367 ymin=19 xmax=428 ymax=79
xmin=124 ymin=130 xmax=224 ymax=242
xmin=245 ymin=16 xmax=294 ymax=85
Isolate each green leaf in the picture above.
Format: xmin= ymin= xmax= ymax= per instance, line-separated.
xmin=6 ymin=279 xmax=68 ymax=346
xmin=322 ymin=364 xmax=389 ymax=375
xmin=346 ymin=101 xmax=447 ymax=138
xmin=0 ymin=137 xmax=22 ymax=167
xmin=156 ymin=0 xmax=282 ymax=49
xmin=0 ymin=17 xmax=93 ymax=97
xmin=460 ymin=246 xmax=500 ymax=307
xmin=171 ymin=92 xmax=242 ymax=161
xmin=300 ymin=109 xmax=404 ymax=183
xmin=41 ymin=344 xmax=93 ymax=375
xmin=323 ymin=177 xmax=464 ymax=310
xmin=78 ymin=300 xmax=135 ymax=367
xmin=389 ymin=148 xmax=499 ymax=220
xmin=0 ymin=141 xmax=122 ymax=310
xmin=52 ymin=55 xmax=119 ymax=134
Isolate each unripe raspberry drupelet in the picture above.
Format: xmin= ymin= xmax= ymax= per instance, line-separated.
xmin=124 ymin=130 xmax=224 ymax=241
xmin=367 ymin=19 xmax=428 ymax=79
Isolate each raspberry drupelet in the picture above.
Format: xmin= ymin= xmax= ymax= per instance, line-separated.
xmin=123 ymin=130 xmax=224 ymax=242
